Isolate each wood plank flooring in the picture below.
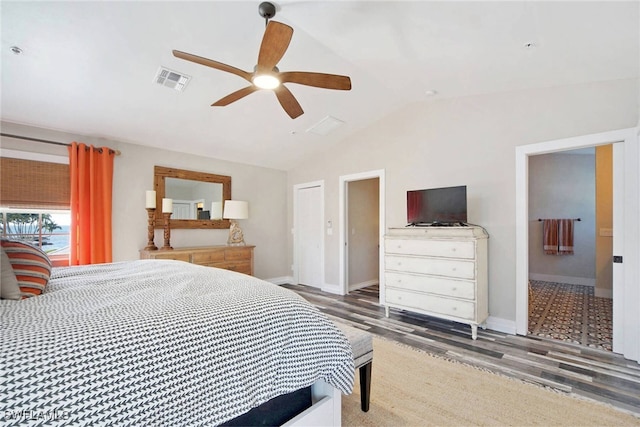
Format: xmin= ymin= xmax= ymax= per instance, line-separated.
xmin=282 ymin=284 xmax=640 ymax=418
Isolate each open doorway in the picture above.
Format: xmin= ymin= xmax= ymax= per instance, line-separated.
xmin=515 ymin=127 xmax=640 ymax=363
xmin=527 ymin=146 xmax=612 ymax=351
xmin=339 ymin=170 xmax=386 ymax=301
xmin=346 ymin=178 xmax=380 ymax=293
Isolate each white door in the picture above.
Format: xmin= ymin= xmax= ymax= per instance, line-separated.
xmin=612 ymin=140 xmax=640 ymax=361
xmin=172 ymin=201 xmax=192 ymax=219
xmin=296 ymin=185 xmax=323 ymax=288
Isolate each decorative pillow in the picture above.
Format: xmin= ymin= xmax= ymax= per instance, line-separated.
xmin=1 ymin=247 xmax=22 ymax=300
xmin=1 ymin=239 xmax=52 ymax=297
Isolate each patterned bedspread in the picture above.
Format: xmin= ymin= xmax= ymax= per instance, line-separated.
xmin=1 ymin=260 xmax=354 ymax=426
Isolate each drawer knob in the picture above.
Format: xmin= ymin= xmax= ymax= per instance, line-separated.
xmin=452 ymin=248 xmax=457 ymax=252
xmin=452 ymin=287 xmax=457 ymax=291
xmin=452 ymin=267 xmax=457 ymax=271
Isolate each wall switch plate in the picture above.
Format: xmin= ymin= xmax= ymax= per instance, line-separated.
xmin=613 ymin=255 xmax=623 ymax=263
xmin=600 ymin=228 xmax=613 ymax=237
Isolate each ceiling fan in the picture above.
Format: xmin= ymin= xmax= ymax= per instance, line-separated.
xmin=172 ymin=2 xmax=351 ymax=119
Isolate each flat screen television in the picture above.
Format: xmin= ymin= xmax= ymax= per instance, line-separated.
xmin=407 ymin=185 xmax=467 ymax=225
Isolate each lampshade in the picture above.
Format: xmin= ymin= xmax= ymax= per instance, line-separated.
xmin=223 ymin=200 xmax=249 ymax=220
xmin=211 ymin=201 xmax=223 ymax=220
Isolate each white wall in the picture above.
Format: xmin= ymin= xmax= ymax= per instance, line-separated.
xmin=287 ymin=78 xmax=638 ymax=324
xmin=528 ymin=151 xmax=596 ymax=285
xmin=0 ymin=121 xmax=289 ymax=281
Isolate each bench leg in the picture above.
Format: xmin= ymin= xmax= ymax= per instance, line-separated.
xmin=359 ymin=362 xmax=372 ymax=412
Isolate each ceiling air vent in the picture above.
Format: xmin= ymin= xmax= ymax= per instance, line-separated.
xmin=154 ymin=66 xmax=191 ymax=92
xmin=306 ymin=116 xmax=345 ymax=136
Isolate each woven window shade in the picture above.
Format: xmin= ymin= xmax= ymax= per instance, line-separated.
xmin=0 ymin=157 xmax=70 ymax=209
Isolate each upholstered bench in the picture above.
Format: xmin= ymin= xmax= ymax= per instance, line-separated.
xmin=335 ymin=322 xmax=373 ymax=412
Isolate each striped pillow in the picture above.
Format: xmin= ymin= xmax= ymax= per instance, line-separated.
xmin=1 ymin=247 xmax=22 ymax=300
xmin=1 ymin=239 xmax=52 ymax=297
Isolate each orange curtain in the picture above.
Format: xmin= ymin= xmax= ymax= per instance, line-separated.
xmin=68 ymin=142 xmax=115 ymax=265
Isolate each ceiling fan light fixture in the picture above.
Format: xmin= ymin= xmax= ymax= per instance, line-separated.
xmin=252 ymin=73 xmax=280 ymax=89
xmin=173 ymin=15 xmax=350 ymax=118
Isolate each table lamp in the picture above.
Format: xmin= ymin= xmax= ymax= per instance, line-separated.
xmin=223 ymin=200 xmax=249 ymax=245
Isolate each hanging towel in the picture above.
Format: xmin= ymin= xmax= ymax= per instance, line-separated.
xmin=543 ymin=219 xmax=559 ymax=255
xmin=558 ymin=218 xmax=574 ymax=255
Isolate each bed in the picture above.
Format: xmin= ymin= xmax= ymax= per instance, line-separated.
xmin=1 ymin=259 xmax=354 ymax=426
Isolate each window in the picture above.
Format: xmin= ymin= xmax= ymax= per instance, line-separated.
xmin=1 ymin=210 xmax=71 ymax=266
xmin=0 ymin=155 xmax=71 ymax=267
xmin=0 ymin=157 xmax=70 ymax=209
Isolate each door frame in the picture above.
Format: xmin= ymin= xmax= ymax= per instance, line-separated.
xmin=515 ymin=127 xmax=638 ymax=360
xmin=339 ymin=170 xmax=386 ymax=299
xmin=293 ymin=180 xmax=325 ymax=288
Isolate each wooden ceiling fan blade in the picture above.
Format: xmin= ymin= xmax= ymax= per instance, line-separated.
xmin=256 ymin=21 xmax=293 ymax=72
xmin=212 ymin=86 xmax=259 ymax=107
xmin=280 ymin=71 xmax=352 ymax=90
xmin=274 ymin=85 xmax=304 ymax=119
xmin=173 ymin=50 xmax=252 ymax=82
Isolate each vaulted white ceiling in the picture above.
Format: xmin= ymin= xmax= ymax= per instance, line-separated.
xmin=2 ymin=1 xmax=638 ymax=170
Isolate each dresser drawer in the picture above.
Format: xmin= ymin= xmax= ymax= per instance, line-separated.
xmin=225 ymin=248 xmax=252 ymax=261
xmin=385 ymin=255 xmax=475 ymax=280
xmin=192 ymin=251 xmax=225 ymax=264
xmin=225 ymin=261 xmax=252 ymax=275
xmin=209 ymin=261 xmax=252 ymax=274
xmin=140 ymin=245 xmax=254 ymax=276
xmin=149 ymin=252 xmax=191 ymax=262
xmin=386 ymin=238 xmax=475 ymax=259
xmin=386 ymin=289 xmax=476 ymax=321
xmin=385 ymin=271 xmax=475 ymax=300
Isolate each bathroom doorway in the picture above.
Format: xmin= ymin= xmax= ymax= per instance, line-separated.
xmin=527 ymin=146 xmax=612 ymax=350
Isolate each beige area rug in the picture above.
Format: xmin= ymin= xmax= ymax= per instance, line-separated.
xmin=342 ymin=337 xmax=639 ymax=426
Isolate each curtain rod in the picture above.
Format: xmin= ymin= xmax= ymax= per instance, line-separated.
xmin=538 ymin=218 xmax=581 ymax=221
xmin=0 ymin=132 xmax=121 ymax=156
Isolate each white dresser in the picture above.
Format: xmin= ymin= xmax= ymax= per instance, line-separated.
xmin=384 ymin=226 xmax=489 ymax=339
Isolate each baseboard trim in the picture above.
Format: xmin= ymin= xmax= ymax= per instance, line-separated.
xmin=529 ymin=273 xmax=596 ymax=287
xmin=322 ymin=283 xmax=343 ymax=295
xmin=485 ymin=316 xmax=517 ymax=335
xmin=595 ymin=288 xmax=613 ymax=299
xmin=268 ymin=277 xmax=340 ymax=295
xmin=348 ymin=279 xmax=378 ymax=292
xmin=267 ymin=276 xmax=294 ymax=285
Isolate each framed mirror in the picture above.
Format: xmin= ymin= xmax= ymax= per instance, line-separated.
xmin=154 ymin=166 xmax=231 ymax=229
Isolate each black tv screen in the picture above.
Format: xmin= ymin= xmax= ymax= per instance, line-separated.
xmin=407 ymin=185 xmax=467 ymax=225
